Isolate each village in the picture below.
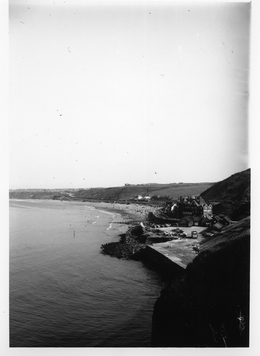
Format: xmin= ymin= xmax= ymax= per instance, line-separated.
xmin=116 ymin=193 xmax=242 ymax=271
xmin=134 ymin=193 xmax=234 ymax=234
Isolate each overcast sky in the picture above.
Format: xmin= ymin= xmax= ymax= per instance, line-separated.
xmin=9 ymin=0 xmax=250 ymax=189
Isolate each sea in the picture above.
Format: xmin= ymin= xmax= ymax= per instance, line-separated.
xmin=9 ymin=199 xmax=164 ymax=347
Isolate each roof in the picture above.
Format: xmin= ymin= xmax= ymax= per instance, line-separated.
xmin=203 ymin=203 xmax=212 ymax=208
xmin=190 ymin=200 xmax=200 ymax=207
xmin=213 ymin=222 xmax=224 ymax=230
xmin=223 ymin=215 xmax=232 ymax=223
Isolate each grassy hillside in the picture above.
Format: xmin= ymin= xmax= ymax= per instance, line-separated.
xmin=9 ymin=190 xmax=80 ymax=201
xmin=73 ymin=183 xmax=213 ymax=201
xmin=10 ymin=183 xmax=213 ymax=202
xmin=200 ymin=169 xmax=250 ymax=220
xmin=152 ymin=217 xmax=250 ymax=347
xmin=9 ymin=190 xmax=60 ymax=200
xmin=200 ymin=169 xmax=250 ymax=203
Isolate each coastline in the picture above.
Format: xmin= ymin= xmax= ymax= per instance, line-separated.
xmin=83 ymin=201 xmax=155 ymax=222
xmin=9 ymin=198 xmax=155 ymax=237
xmin=9 ymin=198 xmax=162 ymax=347
xmin=9 ymin=198 xmax=155 ymax=220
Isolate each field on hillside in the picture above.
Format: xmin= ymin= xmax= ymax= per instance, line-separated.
xmin=145 ymin=183 xmax=213 ymax=199
xmin=74 ymin=183 xmax=213 ymax=201
xmin=9 ymin=183 xmax=213 ymax=201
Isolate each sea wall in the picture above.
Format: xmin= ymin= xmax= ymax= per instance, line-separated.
xmin=140 ymin=246 xmax=185 ymax=280
xmin=101 ymin=222 xmax=185 ymax=278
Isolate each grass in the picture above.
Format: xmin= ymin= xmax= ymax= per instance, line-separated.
xmin=10 ymin=183 xmax=213 ymax=202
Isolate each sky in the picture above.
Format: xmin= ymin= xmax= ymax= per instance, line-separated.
xmin=9 ymin=0 xmax=251 ymax=189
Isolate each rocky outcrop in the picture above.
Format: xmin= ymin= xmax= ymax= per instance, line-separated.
xmin=101 ymin=225 xmax=147 ymax=260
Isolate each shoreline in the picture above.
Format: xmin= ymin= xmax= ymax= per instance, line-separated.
xmin=9 ymin=198 xmax=155 ymax=237
xmin=82 ymin=201 xmax=155 ymax=222
xmin=9 ymin=198 xmax=155 ymax=221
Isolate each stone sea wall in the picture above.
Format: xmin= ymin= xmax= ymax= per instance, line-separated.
xmin=140 ymin=246 xmax=185 ymax=279
xmin=101 ymin=223 xmax=185 ymax=279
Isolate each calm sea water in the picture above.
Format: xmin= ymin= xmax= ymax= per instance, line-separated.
xmin=9 ymin=199 xmax=163 ymax=347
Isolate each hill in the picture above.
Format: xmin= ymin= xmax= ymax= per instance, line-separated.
xmin=9 ymin=190 xmax=75 ymax=201
xmin=65 ymin=183 xmax=213 ymax=201
xmin=9 ymin=183 xmax=213 ymax=202
xmin=200 ymin=169 xmax=250 ymax=203
xmin=151 ymin=217 xmax=250 ymax=347
xmin=200 ymin=169 xmax=250 ymax=220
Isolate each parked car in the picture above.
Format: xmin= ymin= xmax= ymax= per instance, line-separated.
xmin=172 ymin=228 xmax=183 ymax=233
xmin=191 ymin=231 xmax=198 ymax=239
xmin=206 ymin=232 xmax=214 ymax=237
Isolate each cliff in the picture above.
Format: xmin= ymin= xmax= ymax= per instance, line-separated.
xmin=200 ymin=169 xmax=250 ymax=220
xmin=151 ymin=217 xmax=250 ymax=347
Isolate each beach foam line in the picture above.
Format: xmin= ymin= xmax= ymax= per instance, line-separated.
xmin=83 ymin=206 xmax=118 ymax=229
xmin=9 ymin=203 xmax=30 ymax=209
xmin=84 ymin=205 xmax=118 ymax=217
xmin=106 ymin=213 xmax=116 ymax=230
xmin=9 ymin=199 xmax=44 ymax=205
xmin=92 ymin=215 xmax=100 ymax=224
xmin=83 ymin=205 xmax=127 ymax=230
xmin=95 ymin=209 xmax=117 ymax=217
xmin=107 ymin=222 xmax=113 ymax=231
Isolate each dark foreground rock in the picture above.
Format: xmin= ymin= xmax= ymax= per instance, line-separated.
xmin=101 ymin=225 xmax=147 ymax=260
xmin=151 ymin=218 xmax=250 ymax=347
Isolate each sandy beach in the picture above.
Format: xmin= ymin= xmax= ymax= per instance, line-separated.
xmin=83 ymin=201 xmax=156 ymax=223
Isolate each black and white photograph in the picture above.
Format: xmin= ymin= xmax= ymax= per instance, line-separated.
xmin=5 ymin=0 xmax=256 ymax=351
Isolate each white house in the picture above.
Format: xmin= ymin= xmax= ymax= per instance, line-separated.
xmin=203 ymin=204 xmax=213 ymax=217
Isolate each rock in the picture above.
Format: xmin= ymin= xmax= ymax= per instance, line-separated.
xmin=101 ymin=229 xmax=147 ymax=260
xmin=129 ymin=224 xmax=144 ymax=237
